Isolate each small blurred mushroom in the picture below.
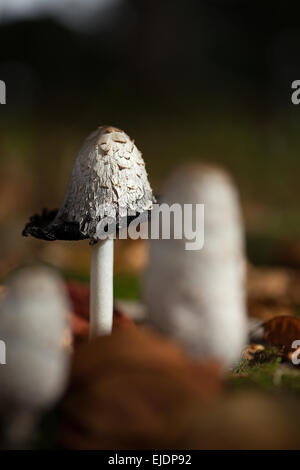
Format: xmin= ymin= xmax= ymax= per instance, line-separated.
xmin=23 ymin=126 xmax=155 ymax=338
xmin=0 ymin=267 xmax=71 ymax=447
xmin=143 ymin=164 xmax=247 ymax=367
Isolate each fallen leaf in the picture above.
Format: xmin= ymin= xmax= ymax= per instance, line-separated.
xmin=60 ymin=327 xmax=222 ymax=450
xmin=264 ymin=315 xmax=300 ymax=355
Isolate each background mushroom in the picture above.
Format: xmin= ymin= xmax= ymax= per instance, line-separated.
xmin=0 ymin=266 xmax=71 ymax=447
xmin=143 ymin=164 xmax=247 ymax=367
xmin=23 ymin=126 xmax=155 ymax=338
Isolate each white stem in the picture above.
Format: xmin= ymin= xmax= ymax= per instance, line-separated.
xmin=90 ymin=238 xmax=114 ymax=338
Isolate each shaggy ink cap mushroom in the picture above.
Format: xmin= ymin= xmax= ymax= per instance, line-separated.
xmin=23 ymin=126 xmax=155 ymax=338
xmin=23 ymin=126 xmax=155 ymax=243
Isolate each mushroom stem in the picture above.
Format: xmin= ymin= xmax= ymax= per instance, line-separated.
xmin=90 ymin=238 xmax=114 ymax=338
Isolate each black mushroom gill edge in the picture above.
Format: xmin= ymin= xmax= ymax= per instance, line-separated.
xmin=22 ymin=207 xmax=154 ymax=244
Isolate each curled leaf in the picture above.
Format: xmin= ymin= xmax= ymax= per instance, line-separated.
xmin=263 ymin=315 xmax=300 ymax=355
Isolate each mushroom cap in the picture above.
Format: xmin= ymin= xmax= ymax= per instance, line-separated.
xmin=23 ymin=126 xmax=155 ymax=243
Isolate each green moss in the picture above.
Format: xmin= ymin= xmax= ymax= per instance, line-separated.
xmin=114 ymin=274 xmax=140 ymax=300
xmin=63 ymin=271 xmax=140 ymax=300
xmin=230 ymin=347 xmax=283 ymax=391
xmin=63 ymin=270 xmax=89 ymax=284
xmin=280 ymin=371 xmax=300 ymax=393
xmin=230 ymin=360 xmax=281 ymax=391
xmin=229 ymin=346 xmax=300 ymax=398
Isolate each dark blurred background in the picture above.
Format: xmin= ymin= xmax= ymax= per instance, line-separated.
xmin=1 ymin=0 xmax=300 ymax=283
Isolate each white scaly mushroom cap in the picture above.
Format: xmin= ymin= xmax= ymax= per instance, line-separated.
xmin=0 ymin=267 xmax=71 ymax=412
xmin=55 ymin=126 xmax=155 ymax=241
xmin=143 ymin=164 xmax=247 ymax=367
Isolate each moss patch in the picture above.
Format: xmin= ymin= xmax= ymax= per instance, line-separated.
xmin=230 ymin=347 xmax=283 ymax=391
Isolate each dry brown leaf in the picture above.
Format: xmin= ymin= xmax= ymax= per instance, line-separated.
xmin=60 ymin=327 xmax=222 ymax=450
xmin=263 ymin=315 xmax=300 ymax=354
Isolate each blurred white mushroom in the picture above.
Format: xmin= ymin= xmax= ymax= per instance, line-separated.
xmin=143 ymin=164 xmax=247 ymax=367
xmin=0 ymin=266 xmax=71 ymax=446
